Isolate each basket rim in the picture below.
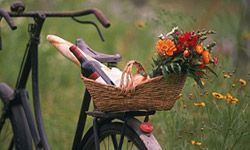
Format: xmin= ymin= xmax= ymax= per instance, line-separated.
xmin=82 ymin=74 xmax=187 ymax=90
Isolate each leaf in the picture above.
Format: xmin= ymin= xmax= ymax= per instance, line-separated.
xmin=152 ymin=57 xmax=158 ymax=65
xmin=188 ymin=72 xmax=204 ymax=88
xmin=170 ymin=63 xmax=176 ymax=73
xmin=164 ymin=65 xmax=170 ymax=73
xmin=206 ymin=42 xmax=216 ymax=50
xmin=152 ymin=58 xmax=159 ymax=66
xmin=161 ymin=66 xmax=170 ymax=78
xmin=204 ymin=66 xmax=218 ymax=77
xmin=175 ymin=63 xmax=182 ymax=73
xmin=162 ymin=57 xmax=172 ymax=64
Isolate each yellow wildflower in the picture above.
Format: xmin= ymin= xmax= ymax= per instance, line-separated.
xmin=224 ymin=93 xmax=239 ymax=104
xmin=188 ymin=93 xmax=194 ymax=99
xmin=201 ymin=80 xmax=205 ymax=86
xmin=191 ymin=140 xmax=202 ymax=146
xmin=239 ymin=79 xmax=247 ymax=86
xmin=178 ymin=93 xmax=183 ymax=97
xmin=193 ymin=102 xmax=206 ymax=107
xmin=135 ymin=20 xmax=145 ymax=29
xmin=224 ymin=74 xmax=231 ymax=78
xmin=212 ymin=92 xmax=224 ymax=100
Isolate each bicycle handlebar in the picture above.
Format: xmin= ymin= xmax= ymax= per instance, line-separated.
xmin=0 ymin=8 xmax=110 ymax=30
xmin=0 ymin=9 xmax=17 ymax=30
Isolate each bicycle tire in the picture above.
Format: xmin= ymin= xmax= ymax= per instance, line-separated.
xmin=0 ymin=83 xmax=32 ymax=150
xmin=80 ymin=122 xmax=147 ymax=150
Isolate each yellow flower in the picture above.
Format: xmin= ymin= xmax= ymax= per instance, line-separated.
xmin=201 ymin=80 xmax=205 ymax=86
xmin=155 ymin=39 xmax=177 ymax=56
xmin=239 ymin=79 xmax=247 ymax=86
xmin=212 ymin=92 xmax=224 ymax=100
xmin=224 ymin=74 xmax=231 ymax=78
xmin=224 ymin=93 xmax=239 ymax=104
xmin=193 ymin=102 xmax=206 ymax=107
xmin=191 ymin=140 xmax=202 ymax=146
xmin=178 ymin=93 xmax=183 ymax=98
xmin=135 ymin=20 xmax=145 ymax=29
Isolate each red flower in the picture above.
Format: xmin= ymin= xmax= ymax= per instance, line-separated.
xmin=179 ymin=32 xmax=192 ymax=43
xmin=177 ymin=32 xmax=198 ymax=51
xmin=189 ymin=35 xmax=198 ymax=47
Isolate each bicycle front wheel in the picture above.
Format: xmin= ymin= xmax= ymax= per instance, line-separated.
xmin=0 ymin=83 xmax=32 ymax=150
xmin=81 ymin=122 xmax=147 ymax=150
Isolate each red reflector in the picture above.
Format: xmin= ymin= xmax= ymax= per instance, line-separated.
xmin=140 ymin=122 xmax=153 ymax=134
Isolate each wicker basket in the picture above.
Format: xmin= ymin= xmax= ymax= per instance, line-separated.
xmin=81 ymin=60 xmax=186 ymax=112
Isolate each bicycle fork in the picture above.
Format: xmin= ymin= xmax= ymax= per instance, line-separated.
xmin=15 ymin=89 xmax=43 ymax=149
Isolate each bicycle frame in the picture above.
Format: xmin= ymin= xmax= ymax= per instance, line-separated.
xmin=9 ymin=13 xmax=105 ymax=150
xmin=1 ymin=3 xmax=163 ymax=150
xmin=12 ymin=17 xmax=160 ymax=149
xmin=14 ymin=15 xmax=49 ymax=149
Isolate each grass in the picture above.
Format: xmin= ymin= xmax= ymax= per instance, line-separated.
xmin=151 ymin=55 xmax=250 ymax=149
xmin=1 ymin=0 xmax=250 ymax=149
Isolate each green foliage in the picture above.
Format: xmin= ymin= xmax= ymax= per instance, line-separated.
xmin=152 ymin=56 xmax=250 ymax=150
xmin=150 ymin=28 xmax=217 ymax=88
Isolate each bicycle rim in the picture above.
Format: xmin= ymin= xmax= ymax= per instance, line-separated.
xmin=81 ymin=122 xmax=147 ymax=150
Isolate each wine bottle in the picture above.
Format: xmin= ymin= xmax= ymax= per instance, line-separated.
xmin=69 ymin=45 xmax=114 ymax=85
xmin=47 ymin=35 xmax=122 ymax=86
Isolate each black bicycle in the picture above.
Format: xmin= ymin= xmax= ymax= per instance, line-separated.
xmin=0 ymin=1 xmax=161 ymax=150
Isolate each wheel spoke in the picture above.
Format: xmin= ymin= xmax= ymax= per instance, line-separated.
xmin=103 ymin=136 xmax=107 ymax=150
xmin=107 ymin=135 xmax=109 ymax=150
xmin=127 ymin=139 xmax=129 ymax=150
xmin=111 ymin=134 xmax=118 ymax=149
xmin=82 ymin=123 xmax=146 ymax=150
xmin=130 ymin=142 xmax=134 ymax=150
xmin=118 ymin=137 xmax=124 ymax=149
xmin=7 ymin=137 xmax=14 ymax=150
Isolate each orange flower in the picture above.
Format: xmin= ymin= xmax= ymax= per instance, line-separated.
xmin=155 ymin=39 xmax=177 ymax=56
xmin=191 ymin=140 xmax=202 ymax=146
xmin=195 ymin=45 xmax=204 ymax=55
xmin=239 ymin=79 xmax=247 ymax=86
xmin=202 ymin=51 xmax=210 ymax=64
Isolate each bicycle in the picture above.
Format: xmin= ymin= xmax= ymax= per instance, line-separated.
xmin=0 ymin=1 xmax=161 ymax=150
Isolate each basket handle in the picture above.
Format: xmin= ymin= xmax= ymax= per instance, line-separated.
xmin=120 ymin=60 xmax=147 ymax=91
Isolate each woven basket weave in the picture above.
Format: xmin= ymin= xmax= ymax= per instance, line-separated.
xmin=82 ymin=61 xmax=186 ymax=112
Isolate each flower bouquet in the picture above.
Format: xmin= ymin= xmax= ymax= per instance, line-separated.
xmin=150 ymin=27 xmax=218 ymax=88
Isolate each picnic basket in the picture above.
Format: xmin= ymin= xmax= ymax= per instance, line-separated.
xmin=81 ymin=60 xmax=186 ymax=112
